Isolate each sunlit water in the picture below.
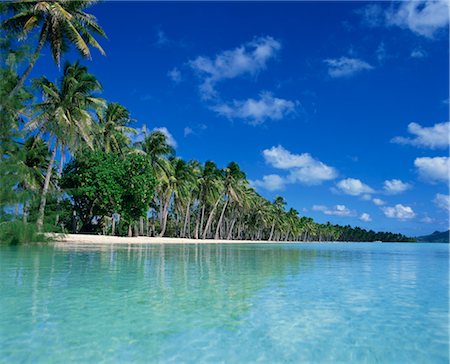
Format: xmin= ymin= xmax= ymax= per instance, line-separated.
xmin=0 ymin=242 xmax=448 ymax=363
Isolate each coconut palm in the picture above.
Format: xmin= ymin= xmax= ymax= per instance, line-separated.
xmin=200 ymin=161 xmax=224 ymax=239
xmin=136 ymin=131 xmax=174 ymax=234
xmin=2 ymin=0 xmax=106 ymax=97
xmin=27 ymin=61 xmax=104 ymax=231
xmin=96 ymin=102 xmax=135 ymax=154
xmin=213 ymin=162 xmax=247 ymax=239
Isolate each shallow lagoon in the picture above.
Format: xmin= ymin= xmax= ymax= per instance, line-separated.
xmin=0 ymin=242 xmax=448 ymax=363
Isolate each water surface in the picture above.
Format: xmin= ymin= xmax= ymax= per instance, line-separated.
xmin=0 ymin=242 xmax=448 ymax=363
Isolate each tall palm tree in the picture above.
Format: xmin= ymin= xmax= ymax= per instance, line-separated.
xmin=96 ymin=102 xmax=135 ymax=154
xmin=27 ymin=61 xmax=104 ymax=231
xmin=200 ymin=161 xmax=223 ymax=239
xmin=2 ymin=0 xmax=106 ymax=97
xmin=214 ymin=162 xmax=247 ymax=239
xmin=136 ymin=131 xmax=174 ymax=234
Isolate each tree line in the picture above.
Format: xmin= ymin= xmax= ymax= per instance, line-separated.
xmin=0 ymin=1 xmax=414 ymax=243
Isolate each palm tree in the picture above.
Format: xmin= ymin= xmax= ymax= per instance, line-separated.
xmin=96 ymin=102 xmax=135 ymax=154
xmin=27 ymin=61 xmax=104 ymax=231
xmin=214 ymin=162 xmax=247 ymax=239
xmin=136 ymin=131 xmax=174 ymax=235
xmin=268 ymin=196 xmax=286 ymax=241
xmin=200 ymin=161 xmax=223 ymax=239
xmin=2 ymin=0 xmax=106 ymax=97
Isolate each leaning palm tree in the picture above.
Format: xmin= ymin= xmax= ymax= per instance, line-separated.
xmin=214 ymin=162 xmax=247 ymax=239
xmin=27 ymin=61 xmax=104 ymax=231
xmin=96 ymin=102 xmax=135 ymax=154
xmin=199 ymin=161 xmax=223 ymax=239
xmin=2 ymin=0 xmax=106 ymax=97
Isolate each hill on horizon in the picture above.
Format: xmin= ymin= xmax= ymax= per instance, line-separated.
xmin=416 ymin=230 xmax=449 ymax=243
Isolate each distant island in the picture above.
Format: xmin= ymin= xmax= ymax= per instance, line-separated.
xmin=416 ymin=231 xmax=449 ymax=243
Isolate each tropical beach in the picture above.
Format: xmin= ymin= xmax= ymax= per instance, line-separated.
xmin=1 ymin=1 xmax=449 ymax=363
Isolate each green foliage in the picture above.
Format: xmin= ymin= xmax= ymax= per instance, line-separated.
xmin=61 ymin=150 xmax=156 ymax=233
xmin=0 ymin=221 xmax=49 ymax=245
xmin=119 ymin=153 xmax=156 ymax=225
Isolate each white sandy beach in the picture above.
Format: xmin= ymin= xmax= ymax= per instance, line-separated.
xmin=53 ymin=233 xmax=282 ymax=245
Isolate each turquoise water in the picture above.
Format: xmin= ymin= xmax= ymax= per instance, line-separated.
xmin=0 ymin=242 xmax=448 ymax=363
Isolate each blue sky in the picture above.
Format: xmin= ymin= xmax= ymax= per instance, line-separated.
xmin=30 ymin=1 xmax=449 ymax=236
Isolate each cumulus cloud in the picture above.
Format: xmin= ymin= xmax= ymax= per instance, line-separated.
xmin=360 ymin=213 xmax=372 ymax=222
xmin=212 ymin=92 xmax=297 ymax=125
xmin=434 ymin=193 xmax=450 ymax=212
xmin=373 ymin=198 xmax=386 ymax=206
xmin=382 ymin=204 xmax=416 ymax=220
xmin=324 ymin=57 xmax=373 ymax=78
xmin=359 ymin=1 xmax=449 ymax=38
xmin=335 ymin=178 xmax=374 ymax=196
xmin=189 ymin=36 xmax=281 ymax=99
xmin=385 ymin=1 xmax=449 ymax=38
xmin=167 ymin=67 xmax=182 ymax=83
xmin=152 ymin=127 xmax=177 ymax=148
xmin=262 ymin=145 xmax=337 ymax=185
xmin=414 ymin=156 xmax=449 ymax=183
xmin=383 ymin=179 xmax=412 ymax=194
xmin=392 ymin=121 xmax=450 ymax=149
xmin=251 ymin=174 xmax=286 ymax=191
xmin=313 ymin=204 xmax=354 ymax=217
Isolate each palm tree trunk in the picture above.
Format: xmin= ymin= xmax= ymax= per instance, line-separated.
xmin=226 ymin=216 xmax=237 ymax=240
xmin=23 ymin=201 xmax=28 ymax=224
xmin=55 ymin=143 xmax=65 ymax=226
xmin=139 ymin=217 xmax=144 ymax=236
xmin=268 ymin=221 xmax=275 ymax=241
xmin=36 ymin=141 xmax=57 ymax=232
xmin=214 ymin=199 xmax=228 ymax=239
xmin=199 ymin=205 xmax=205 ymax=237
xmin=182 ymin=199 xmax=190 ymax=238
xmin=159 ymin=191 xmax=172 ymax=237
xmin=9 ymin=23 xmax=49 ymax=99
xmin=202 ymin=196 xmax=221 ymax=239
xmin=111 ymin=216 xmax=116 ymax=236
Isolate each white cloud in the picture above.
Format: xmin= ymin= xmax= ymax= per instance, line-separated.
xmin=382 ymin=204 xmax=416 ymax=220
xmin=212 ymin=92 xmax=297 ymax=125
xmin=373 ymin=198 xmax=386 ymax=206
xmin=414 ymin=156 xmax=449 ymax=183
xmin=410 ymin=48 xmax=427 ymax=59
xmin=383 ymin=179 xmax=412 ymax=194
xmin=152 ymin=127 xmax=177 ymax=148
xmin=421 ymin=215 xmax=435 ymax=224
xmin=184 ymin=127 xmax=193 ymax=137
xmin=359 ymin=1 xmax=449 ymax=39
xmin=189 ymin=36 xmax=281 ymax=99
xmin=434 ymin=193 xmax=450 ymax=212
xmin=251 ymin=174 xmax=286 ymax=191
xmin=385 ymin=1 xmax=449 ymax=38
xmin=336 ymin=178 xmax=374 ymax=196
xmin=360 ymin=213 xmax=372 ymax=222
xmin=392 ymin=121 xmax=450 ymax=149
xmin=324 ymin=57 xmax=373 ymax=78
xmin=167 ymin=67 xmax=182 ymax=83
xmin=313 ymin=204 xmax=354 ymax=217
xmin=262 ymin=145 xmax=337 ymax=185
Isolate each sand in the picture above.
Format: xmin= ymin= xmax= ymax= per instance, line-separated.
xmin=52 ymin=233 xmax=279 ymax=245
